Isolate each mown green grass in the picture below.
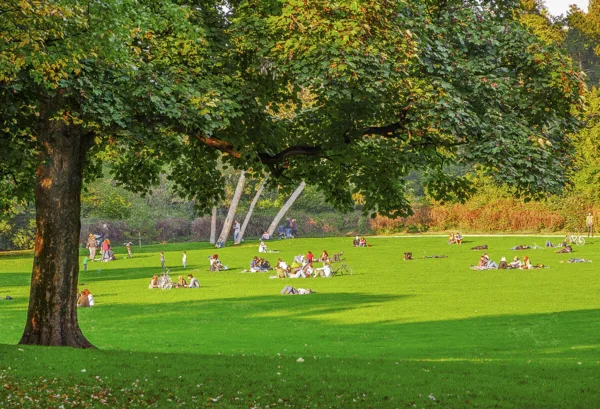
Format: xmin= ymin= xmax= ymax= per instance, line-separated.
xmin=1 ymin=236 xmax=599 ymax=408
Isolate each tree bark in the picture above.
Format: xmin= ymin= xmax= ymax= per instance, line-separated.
xmin=267 ymin=181 xmax=306 ymax=237
xmin=217 ymin=171 xmax=246 ymax=245
xmin=236 ymin=175 xmax=268 ymax=244
xmin=19 ymin=121 xmax=94 ymax=348
xmin=209 ymin=206 xmax=217 ymax=244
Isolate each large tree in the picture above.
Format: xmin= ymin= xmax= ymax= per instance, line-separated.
xmin=0 ymin=0 xmax=585 ymax=347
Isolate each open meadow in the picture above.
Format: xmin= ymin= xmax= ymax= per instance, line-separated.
xmin=1 ymin=236 xmax=599 ymax=408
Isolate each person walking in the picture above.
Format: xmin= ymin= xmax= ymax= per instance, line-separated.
xmin=233 ymin=220 xmax=241 ymax=243
xmin=160 ymin=251 xmax=166 ymax=269
xmin=86 ymin=234 xmax=97 ymax=262
xmin=182 ymin=251 xmax=187 ymax=269
xmin=83 ymin=256 xmax=89 ymax=272
xmin=586 ymin=212 xmax=594 ymax=238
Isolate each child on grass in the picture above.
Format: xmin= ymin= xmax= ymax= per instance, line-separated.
xmin=160 ymin=252 xmax=166 ymax=269
xmin=83 ymin=256 xmax=89 ymax=272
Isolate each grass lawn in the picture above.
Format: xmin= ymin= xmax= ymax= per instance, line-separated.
xmin=0 ymin=236 xmax=599 ymax=408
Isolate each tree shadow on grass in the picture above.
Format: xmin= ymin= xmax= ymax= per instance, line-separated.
xmin=1 ymin=343 xmax=598 ymax=409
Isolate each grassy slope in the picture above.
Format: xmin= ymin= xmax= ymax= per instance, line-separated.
xmin=0 ymin=236 xmax=599 ymax=408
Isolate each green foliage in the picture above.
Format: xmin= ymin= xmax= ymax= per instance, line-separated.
xmin=0 ymin=0 xmax=585 ymax=219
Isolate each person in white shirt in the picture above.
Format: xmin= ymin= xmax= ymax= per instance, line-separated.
xmin=182 ymin=251 xmax=187 ymax=268
xmin=258 ymin=241 xmax=268 ymax=253
xmin=187 ymin=274 xmax=200 ymax=288
xmin=314 ymin=263 xmax=332 ymax=277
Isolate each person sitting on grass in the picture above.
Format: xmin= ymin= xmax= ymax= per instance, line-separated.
xmin=258 ymin=241 xmax=268 ymax=253
xmin=353 ymin=236 xmax=360 ymax=247
xmin=545 ymin=241 xmax=557 ymax=248
xmin=83 ymin=289 xmax=94 ymax=306
xmin=148 ymin=274 xmax=159 ymax=289
xmin=270 ymin=258 xmax=289 ymax=278
xmin=261 ymin=231 xmax=270 ymax=240
xmin=560 ymin=258 xmax=592 ymax=263
xmin=313 ymin=262 xmax=332 ymax=277
xmin=215 ymin=236 xmax=225 ymax=249
xmin=448 ymin=232 xmax=456 ymax=244
xmin=455 ymin=232 xmax=463 ymax=244
xmin=555 ymin=245 xmax=573 ymax=254
xmin=187 ymin=274 xmax=200 ymax=288
xmin=320 ymin=250 xmax=330 ymax=263
xmin=174 ymin=275 xmax=187 ymax=288
xmin=281 ymin=286 xmax=314 ymax=295
xmin=521 ymin=256 xmax=533 ymax=269
xmin=209 ymin=254 xmax=228 ymax=271
xmin=359 ymin=237 xmax=367 ymax=247
xmin=498 ymin=257 xmax=508 ymax=269
xmin=77 ymin=291 xmax=90 ymax=307
xmin=509 ymin=256 xmax=521 ymax=269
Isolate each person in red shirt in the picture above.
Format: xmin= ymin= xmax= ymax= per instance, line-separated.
xmin=306 ymin=251 xmax=314 ymax=266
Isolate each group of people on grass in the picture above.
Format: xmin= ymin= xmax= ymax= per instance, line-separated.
xmin=267 ymin=250 xmax=336 ymax=279
xmin=77 ymin=289 xmax=95 ymax=307
xmin=448 ymin=232 xmax=463 ymax=245
xmin=148 ymin=273 xmax=200 ymax=288
xmin=353 ymin=236 xmax=368 ymax=247
xmin=85 ymin=234 xmax=116 ymax=262
xmin=471 ymin=253 xmax=543 ymax=270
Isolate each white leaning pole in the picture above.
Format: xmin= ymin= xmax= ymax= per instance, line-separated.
xmin=236 ymin=175 xmax=268 ymax=244
xmin=217 ymin=171 xmax=246 ymax=245
xmin=267 ymin=181 xmax=306 ymax=237
xmin=209 ymin=205 xmax=217 ymax=245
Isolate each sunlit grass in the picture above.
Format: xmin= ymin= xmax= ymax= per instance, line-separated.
xmin=1 ymin=236 xmax=599 ymax=408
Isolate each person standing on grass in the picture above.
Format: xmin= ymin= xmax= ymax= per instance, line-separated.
xmin=233 ymin=220 xmax=241 ymax=243
xmin=160 ymin=251 xmax=166 ymax=269
xmin=586 ymin=212 xmax=594 ymax=238
xmin=291 ymin=218 xmax=298 ymax=238
xmin=125 ymin=242 xmax=133 ymax=258
xmin=182 ymin=251 xmax=187 ymax=269
xmin=83 ymin=256 xmax=89 ymax=272
xmin=86 ymin=234 xmax=97 ymax=261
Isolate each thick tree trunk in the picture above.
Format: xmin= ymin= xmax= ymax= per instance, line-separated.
xmin=209 ymin=206 xmax=217 ymax=244
xmin=217 ymin=171 xmax=246 ymax=245
xmin=267 ymin=181 xmax=305 ymax=237
xmin=19 ymin=122 xmax=94 ymax=348
xmin=236 ymin=175 xmax=268 ymax=244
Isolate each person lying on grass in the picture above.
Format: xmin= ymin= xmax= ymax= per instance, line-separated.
xmin=148 ymin=274 xmax=159 ymax=289
xmin=471 ymin=244 xmax=488 ymax=250
xmin=555 ymin=245 xmax=573 ymax=254
xmin=560 ymin=258 xmax=592 ymax=263
xmin=281 ymin=286 xmax=314 ymax=295
xmin=519 ymin=256 xmax=545 ymax=269
xmin=510 ymin=244 xmax=531 ymax=250
xmin=187 ymin=274 xmax=200 ymax=288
